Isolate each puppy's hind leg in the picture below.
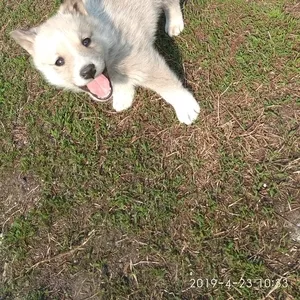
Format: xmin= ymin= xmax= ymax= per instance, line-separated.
xmin=163 ymin=0 xmax=184 ymax=37
xmin=138 ymin=50 xmax=200 ymax=125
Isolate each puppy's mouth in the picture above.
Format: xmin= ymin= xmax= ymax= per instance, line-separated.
xmin=80 ymin=69 xmax=112 ymax=102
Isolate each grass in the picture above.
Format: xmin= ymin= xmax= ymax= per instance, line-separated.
xmin=0 ymin=0 xmax=299 ymax=299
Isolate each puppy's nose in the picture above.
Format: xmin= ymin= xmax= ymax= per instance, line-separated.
xmin=80 ymin=64 xmax=96 ymax=80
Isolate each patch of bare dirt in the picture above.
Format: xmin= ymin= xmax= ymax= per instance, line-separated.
xmin=285 ymin=2 xmax=300 ymax=18
xmin=0 ymin=171 xmax=40 ymax=233
xmin=6 ymin=225 xmax=159 ymax=299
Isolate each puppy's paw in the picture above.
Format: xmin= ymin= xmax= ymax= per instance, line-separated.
xmin=173 ymin=92 xmax=200 ymax=125
xmin=113 ymin=96 xmax=133 ymax=112
xmin=165 ymin=15 xmax=184 ymax=37
xmin=112 ymin=86 xmax=134 ymax=112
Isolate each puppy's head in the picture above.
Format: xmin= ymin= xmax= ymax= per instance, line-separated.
xmin=11 ymin=0 xmax=112 ymax=101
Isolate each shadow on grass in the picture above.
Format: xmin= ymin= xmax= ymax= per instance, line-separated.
xmin=155 ymin=14 xmax=185 ymax=81
xmin=155 ymin=1 xmax=193 ymax=90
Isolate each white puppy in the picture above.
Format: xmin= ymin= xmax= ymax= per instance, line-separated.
xmin=11 ymin=0 xmax=200 ymax=125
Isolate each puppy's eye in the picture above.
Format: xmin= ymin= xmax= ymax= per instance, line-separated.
xmin=82 ymin=37 xmax=91 ymax=47
xmin=55 ymin=57 xmax=65 ymax=66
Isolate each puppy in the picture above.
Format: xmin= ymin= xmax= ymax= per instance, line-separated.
xmin=11 ymin=0 xmax=200 ymax=124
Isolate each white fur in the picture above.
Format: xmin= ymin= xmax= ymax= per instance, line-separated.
xmin=161 ymin=90 xmax=200 ymax=125
xmin=164 ymin=2 xmax=185 ymax=36
xmin=112 ymin=83 xmax=135 ymax=112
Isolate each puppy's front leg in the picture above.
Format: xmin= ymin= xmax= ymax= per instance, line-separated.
xmin=137 ymin=50 xmax=200 ymax=125
xmin=112 ymin=82 xmax=135 ymax=112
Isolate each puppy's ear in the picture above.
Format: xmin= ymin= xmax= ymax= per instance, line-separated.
xmin=59 ymin=0 xmax=87 ymax=15
xmin=10 ymin=27 xmax=38 ymax=56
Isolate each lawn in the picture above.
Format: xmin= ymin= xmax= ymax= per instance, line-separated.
xmin=0 ymin=0 xmax=299 ymax=299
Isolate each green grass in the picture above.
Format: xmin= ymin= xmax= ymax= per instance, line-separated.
xmin=0 ymin=0 xmax=299 ymax=299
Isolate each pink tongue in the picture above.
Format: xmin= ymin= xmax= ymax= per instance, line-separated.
xmin=86 ymin=74 xmax=111 ymax=98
